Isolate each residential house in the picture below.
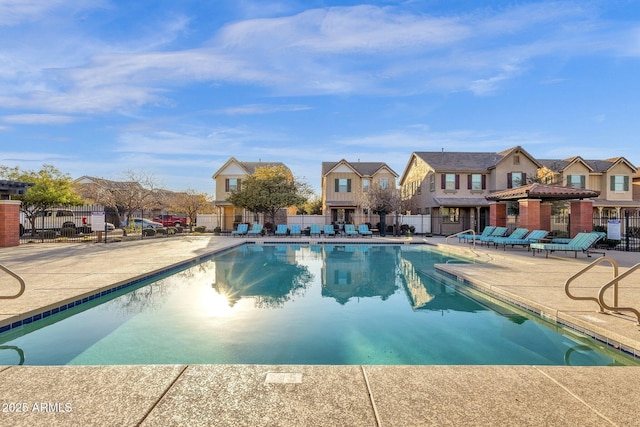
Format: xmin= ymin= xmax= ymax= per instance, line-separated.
xmin=212 ymin=158 xmax=296 ymax=231
xmin=399 ymin=146 xmax=541 ymax=235
xmin=537 ymin=157 xmax=639 ymax=220
xmin=321 ymin=160 xmax=399 ymax=226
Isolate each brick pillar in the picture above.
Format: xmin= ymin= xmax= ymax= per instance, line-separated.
xmin=489 ymin=202 xmax=507 ymax=227
xmin=0 ymin=200 xmax=21 ymax=247
xmin=518 ymin=199 xmax=541 ymax=231
xmin=570 ymin=199 xmax=594 ymax=237
xmin=540 ymin=203 xmax=552 ymax=233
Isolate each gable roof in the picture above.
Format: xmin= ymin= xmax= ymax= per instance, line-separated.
xmin=412 ymin=151 xmax=503 ymax=172
xmin=538 ymin=157 xmax=636 ymax=173
xmin=486 ymin=183 xmax=600 ymax=201
xmin=212 ymin=157 xmax=290 ymax=179
xmin=322 ymin=160 xmax=398 ymax=177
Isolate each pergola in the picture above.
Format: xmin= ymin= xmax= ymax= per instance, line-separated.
xmin=485 ymin=183 xmax=600 ymax=237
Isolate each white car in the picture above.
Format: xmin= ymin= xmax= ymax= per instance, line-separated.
xmin=124 ymin=218 xmax=164 ymax=229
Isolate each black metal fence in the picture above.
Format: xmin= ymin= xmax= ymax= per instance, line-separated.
xmin=18 ymin=205 xmax=190 ymax=244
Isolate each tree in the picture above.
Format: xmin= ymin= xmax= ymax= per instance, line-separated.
xmin=1 ymin=164 xmax=85 ymax=235
xmin=298 ymin=195 xmax=322 ymax=215
xmin=361 ymin=183 xmax=402 ymax=236
xmin=227 ymin=165 xmax=311 ymax=225
xmin=169 ymin=189 xmax=214 ymax=231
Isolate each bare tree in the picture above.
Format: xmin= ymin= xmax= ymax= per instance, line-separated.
xmin=169 ymin=189 xmax=214 ymax=231
xmin=361 ymin=183 xmax=403 ymax=236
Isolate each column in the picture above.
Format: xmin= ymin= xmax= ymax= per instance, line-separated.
xmin=518 ymin=199 xmax=541 ymax=231
xmin=569 ymin=199 xmax=594 ymax=237
xmin=489 ymin=202 xmax=507 ymax=227
xmin=0 ymin=200 xmax=21 ymax=247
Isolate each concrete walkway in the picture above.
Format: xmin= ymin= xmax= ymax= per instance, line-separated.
xmin=0 ymin=235 xmax=639 ymax=426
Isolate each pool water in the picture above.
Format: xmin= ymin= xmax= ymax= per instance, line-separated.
xmin=0 ymin=244 xmax=636 ymax=366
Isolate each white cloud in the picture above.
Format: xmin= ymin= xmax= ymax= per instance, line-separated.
xmin=1 ymin=113 xmax=77 ymax=124
xmin=216 ymin=104 xmax=311 ymax=115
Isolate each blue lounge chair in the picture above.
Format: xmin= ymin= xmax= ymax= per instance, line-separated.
xmin=493 ymin=229 xmax=548 ymax=250
xmin=458 ymin=226 xmax=496 ymax=243
xmin=477 ymin=227 xmax=509 ymax=246
xmin=344 ymin=224 xmax=358 ymax=237
xmin=274 ymin=224 xmax=288 ymax=237
xmin=323 ymin=224 xmax=335 ymax=237
xmin=309 ymin=224 xmax=321 ymax=237
xmin=290 ymin=224 xmax=301 ymax=237
xmin=530 ymin=232 xmax=606 ymax=258
xmin=358 ymin=224 xmax=373 ymax=237
xmin=490 ymin=228 xmax=528 ymax=247
xmin=231 ymin=223 xmax=248 ymax=237
xmin=247 ymin=223 xmax=263 ymax=237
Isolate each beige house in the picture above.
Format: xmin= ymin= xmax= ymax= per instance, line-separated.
xmin=212 ymin=158 xmax=296 ymax=230
xmin=537 ymin=156 xmax=639 ymax=220
xmin=321 ymin=160 xmax=398 ymax=225
xmin=399 ymin=146 xmax=540 ymax=234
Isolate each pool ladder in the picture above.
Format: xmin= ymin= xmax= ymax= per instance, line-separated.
xmin=0 ymin=263 xmax=25 ymax=299
xmin=564 ymin=257 xmax=640 ymax=325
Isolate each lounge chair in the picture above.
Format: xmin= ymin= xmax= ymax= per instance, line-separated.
xmin=309 ymin=224 xmax=321 ymax=237
xmin=247 ymin=223 xmax=263 ymax=237
xmin=477 ymin=227 xmax=509 ymax=246
xmin=530 ymin=232 xmax=606 ymax=258
xmin=274 ymin=224 xmax=288 ymax=237
xmin=493 ymin=229 xmax=548 ymax=250
xmin=490 ymin=228 xmax=528 ymax=247
xmin=358 ymin=224 xmax=373 ymax=237
xmin=344 ymin=224 xmax=358 ymax=237
xmin=458 ymin=226 xmax=496 ymax=243
xmin=290 ymin=224 xmax=302 ymax=237
xmin=323 ymin=224 xmax=336 ymax=237
xmin=231 ymin=223 xmax=248 ymax=237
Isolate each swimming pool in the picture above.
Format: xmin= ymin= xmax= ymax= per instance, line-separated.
xmin=0 ymin=244 xmax=636 ymax=366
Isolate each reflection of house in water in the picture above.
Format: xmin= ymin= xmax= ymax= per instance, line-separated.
xmin=211 ymin=246 xmax=313 ymax=308
xmin=321 ymin=245 xmax=399 ymax=304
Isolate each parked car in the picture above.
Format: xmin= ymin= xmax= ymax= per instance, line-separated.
xmin=123 ymin=218 xmax=164 ymax=229
xmin=153 ymin=214 xmax=187 ymax=227
xmin=20 ymin=209 xmax=78 ymax=236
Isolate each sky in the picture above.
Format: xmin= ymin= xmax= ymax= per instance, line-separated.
xmin=1 ymin=0 xmax=639 ymax=196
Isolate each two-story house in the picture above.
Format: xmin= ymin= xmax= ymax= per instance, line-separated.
xmin=321 ymin=160 xmax=398 ymax=226
xmin=212 ymin=158 xmax=295 ymax=230
xmin=399 ymin=146 xmax=541 ymax=235
xmin=537 ymin=156 xmax=639 ymax=220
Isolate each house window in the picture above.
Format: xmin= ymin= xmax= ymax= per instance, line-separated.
xmin=441 ymin=207 xmax=459 ymax=223
xmin=225 ymin=178 xmax=241 ymax=192
xmin=507 ymin=172 xmax=526 ymax=188
xmin=335 ymin=178 xmax=352 ymax=193
xmin=442 ymin=174 xmax=459 ymax=191
xmin=362 ymin=179 xmax=370 ymax=192
xmin=429 ymin=174 xmax=435 ymax=192
xmin=566 ymin=175 xmax=585 ymax=189
xmin=380 ymin=178 xmax=388 ymax=189
xmin=469 ymin=174 xmax=485 ymax=190
xmin=610 ymin=175 xmax=629 ymax=192
xmin=513 ymin=155 xmax=520 ymax=165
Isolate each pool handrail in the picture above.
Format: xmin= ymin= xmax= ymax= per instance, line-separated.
xmin=447 ymin=229 xmax=476 ymax=249
xmin=0 ymin=263 xmax=26 ymax=299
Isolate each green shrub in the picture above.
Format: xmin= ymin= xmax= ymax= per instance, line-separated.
xmin=166 ymin=227 xmax=177 ymax=235
xmin=142 ymin=228 xmax=156 ymax=237
xmin=194 ymin=226 xmax=206 ymax=233
xmin=38 ymin=230 xmax=56 ymax=239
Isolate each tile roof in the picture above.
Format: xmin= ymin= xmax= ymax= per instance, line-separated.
xmin=433 ymin=197 xmax=490 ymax=207
xmin=322 ymin=160 xmax=398 ymax=177
xmin=486 ymin=183 xmax=600 ymax=201
xmin=413 ymin=151 xmax=504 ymax=172
xmin=239 ymin=161 xmax=288 ymax=174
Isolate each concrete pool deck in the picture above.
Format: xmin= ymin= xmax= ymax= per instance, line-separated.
xmin=0 ymin=234 xmax=639 ymax=426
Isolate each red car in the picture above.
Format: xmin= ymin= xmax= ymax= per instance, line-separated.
xmin=153 ymin=214 xmax=187 ymax=227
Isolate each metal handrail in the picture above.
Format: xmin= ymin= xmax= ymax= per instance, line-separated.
xmin=446 ymin=229 xmax=476 ymax=249
xmin=598 ymin=263 xmax=640 ymax=325
xmin=564 ymin=257 xmax=619 ymax=313
xmin=0 ymin=263 xmax=26 ymax=299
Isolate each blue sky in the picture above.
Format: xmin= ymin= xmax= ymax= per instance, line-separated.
xmin=1 ymin=0 xmax=639 ymax=195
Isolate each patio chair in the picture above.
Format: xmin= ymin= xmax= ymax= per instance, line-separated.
xmin=323 ymin=224 xmax=336 ymax=237
xmin=231 ymin=223 xmax=249 ymax=237
xmin=358 ymin=224 xmax=373 ymax=237
xmin=490 ymin=228 xmax=528 ymax=247
xmin=247 ymin=223 xmax=263 ymax=237
xmin=477 ymin=227 xmax=509 ymax=246
xmin=344 ymin=224 xmax=358 ymax=237
xmin=493 ymin=229 xmax=548 ymax=250
xmin=309 ymin=224 xmax=321 ymax=237
xmin=290 ymin=224 xmax=302 ymax=237
xmin=530 ymin=232 xmax=606 ymax=258
xmin=458 ymin=226 xmax=496 ymax=243
xmin=274 ymin=224 xmax=288 ymax=237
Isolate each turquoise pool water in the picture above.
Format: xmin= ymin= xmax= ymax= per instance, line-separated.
xmin=0 ymin=244 xmax=636 ymax=366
